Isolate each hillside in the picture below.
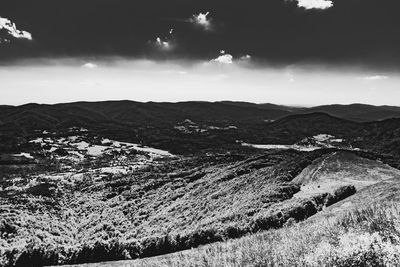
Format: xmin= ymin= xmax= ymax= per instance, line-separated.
xmin=5 ymin=147 xmax=395 ymax=266
xmin=0 ymin=148 xmax=330 ymax=266
xmin=293 ymin=151 xmax=400 ymax=196
xmin=56 ymin=151 xmax=400 ymax=267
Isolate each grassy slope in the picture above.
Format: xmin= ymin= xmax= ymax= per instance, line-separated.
xmin=106 ymin=202 xmax=400 ymax=267
xmin=2 ymin=150 xmax=400 ymax=266
xmin=313 ymin=179 xmax=400 ymax=221
xmin=0 ymin=150 xmax=331 ymax=266
xmin=293 ymin=151 xmax=400 ymax=197
xmin=59 ymin=151 xmax=400 ymax=267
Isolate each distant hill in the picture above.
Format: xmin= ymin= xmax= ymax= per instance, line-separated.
xmin=219 ymin=101 xmax=298 ymax=112
xmin=297 ymin=103 xmax=400 ymax=122
xmin=269 ymin=112 xmax=362 ymax=135
xmin=221 ymin=102 xmax=400 ymax=121
xmin=2 ymin=102 xmax=400 ymax=132
xmin=1 ymin=101 xmax=400 ymax=156
xmin=0 ymin=101 xmax=290 ymax=130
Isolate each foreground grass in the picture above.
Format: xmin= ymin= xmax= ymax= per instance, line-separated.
xmin=116 ymin=202 xmax=400 ymax=267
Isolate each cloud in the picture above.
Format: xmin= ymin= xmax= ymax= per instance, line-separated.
xmin=150 ymin=29 xmax=175 ymax=52
xmin=190 ymin=12 xmax=212 ymax=31
xmin=82 ymin=62 xmax=97 ymax=69
xmin=239 ymin=54 xmax=252 ymax=62
xmin=0 ymin=16 xmax=32 ymax=40
xmin=210 ymin=52 xmax=252 ymax=64
xmin=296 ymin=0 xmax=333 ymax=10
xmin=154 ymin=37 xmax=173 ymax=51
xmin=362 ymin=75 xmax=389 ymax=81
xmin=211 ymin=54 xmax=233 ymax=64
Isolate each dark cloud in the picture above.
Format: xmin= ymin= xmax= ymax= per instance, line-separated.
xmin=1 ymin=0 xmax=400 ymax=68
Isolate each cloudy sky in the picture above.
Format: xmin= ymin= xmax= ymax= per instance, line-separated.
xmin=1 ymin=0 xmax=400 ymax=106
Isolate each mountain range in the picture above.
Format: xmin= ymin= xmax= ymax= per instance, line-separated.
xmin=1 ymin=101 xmax=400 ymax=157
xmin=2 ymin=101 xmax=400 ymax=129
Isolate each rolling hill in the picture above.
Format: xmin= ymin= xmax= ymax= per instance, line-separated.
xmin=297 ymin=103 xmax=400 ymax=122
xmin=1 ymin=101 xmax=400 ymax=133
xmin=1 ymin=101 xmax=400 ymax=158
xmin=51 ymin=151 xmax=400 ymax=267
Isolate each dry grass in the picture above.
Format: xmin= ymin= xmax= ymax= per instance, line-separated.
xmin=103 ymin=202 xmax=400 ymax=267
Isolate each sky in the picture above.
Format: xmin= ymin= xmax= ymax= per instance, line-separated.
xmin=1 ymin=0 xmax=400 ymax=106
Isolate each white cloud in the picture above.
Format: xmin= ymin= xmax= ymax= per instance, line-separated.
xmin=362 ymin=75 xmax=389 ymax=81
xmin=190 ymin=12 xmax=212 ymax=31
xmin=212 ymin=54 xmax=233 ymax=64
xmin=296 ymin=0 xmax=333 ymax=10
xmin=82 ymin=62 xmax=97 ymax=69
xmin=0 ymin=16 xmax=32 ymax=40
xmin=210 ymin=52 xmax=251 ymax=64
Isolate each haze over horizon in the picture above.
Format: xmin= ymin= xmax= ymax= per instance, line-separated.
xmin=1 ymin=0 xmax=400 ymax=106
xmin=1 ymin=58 xmax=399 ymax=106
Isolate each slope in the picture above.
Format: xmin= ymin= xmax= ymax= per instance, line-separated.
xmin=1 ymin=149 xmax=349 ymax=266
xmin=55 ymin=151 xmax=400 ymax=267
xmin=293 ymin=151 xmax=400 ymax=197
